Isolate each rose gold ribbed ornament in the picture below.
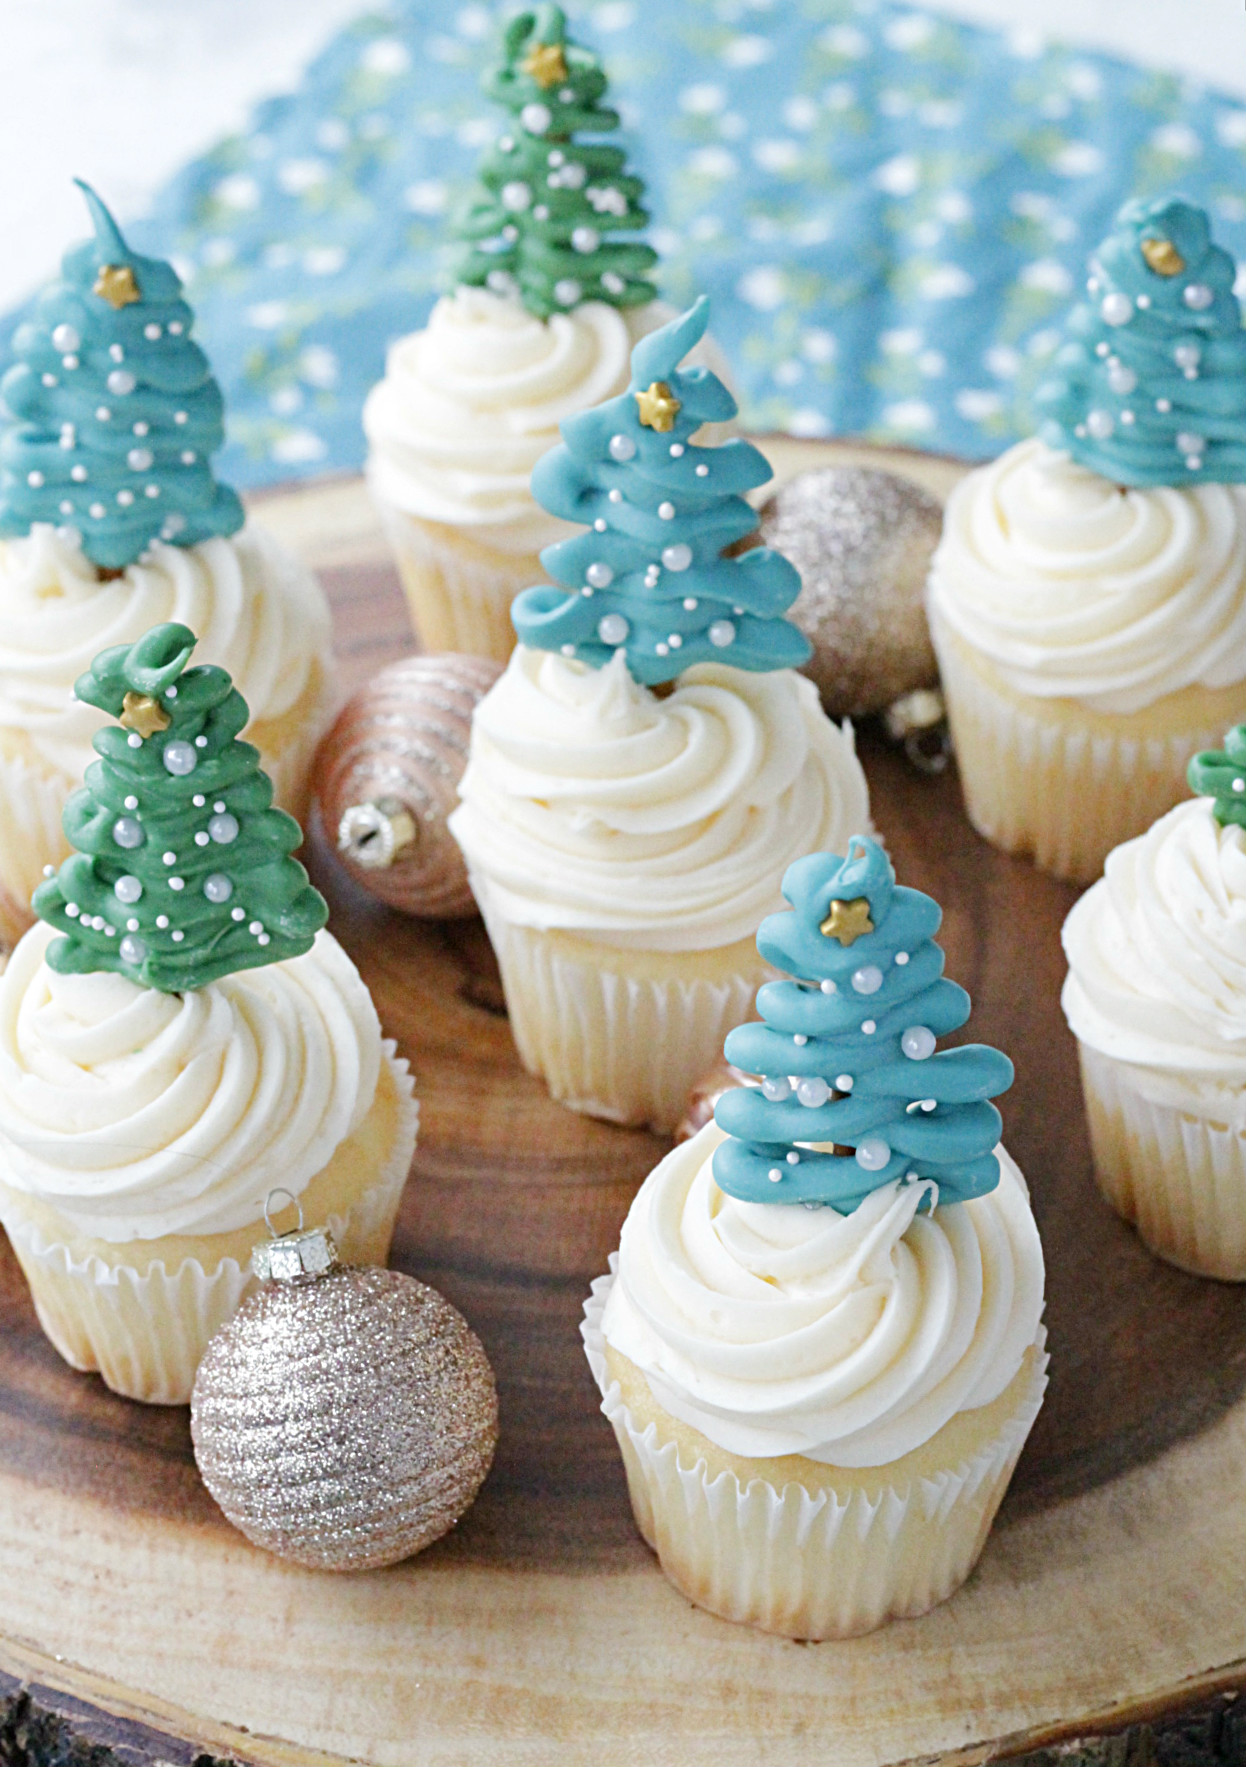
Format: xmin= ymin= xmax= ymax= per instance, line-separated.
xmin=190 ymin=1199 xmax=498 ymax=1572
xmin=312 ymin=653 xmax=502 ymax=917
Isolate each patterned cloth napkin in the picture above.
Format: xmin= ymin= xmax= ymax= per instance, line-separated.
xmin=7 ymin=0 xmax=1246 ymax=489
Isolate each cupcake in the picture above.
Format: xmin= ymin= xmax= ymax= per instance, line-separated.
xmin=450 ymin=299 xmax=871 ymax=1133
xmin=0 ymin=622 xmax=417 ymax=1403
xmin=928 ymin=197 xmax=1246 ymax=884
xmin=584 ymin=836 xmax=1047 ymax=1639
xmin=363 ymin=5 xmax=726 ymax=662
xmin=1062 ymin=729 xmax=1246 ymax=1279
xmin=0 ymin=182 xmax=336 ymax=932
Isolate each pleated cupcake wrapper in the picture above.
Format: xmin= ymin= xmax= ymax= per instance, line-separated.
xmin=373 ymin=497 xmax=537 ymax=664
xmin=582 ymin=1263 xmax=1048 ymax=1640
xmin=0 ymin=686 xmax=331 ymax=938
xmin=1 ymin=1046 xmax=418 ymax=1405
xmin=932 ymin=612 xmax=1237 ymax=887
xmin=1078 ymin=1043 xmax=1246 ymax=1280
xmin=474 ymin=884 xmax=765 ymax=1134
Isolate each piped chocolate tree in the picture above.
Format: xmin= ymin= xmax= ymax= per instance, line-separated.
xmin=1034 ymin=196 xmax=1246 ymax=486
xmin=713 ymin=837 xmax=1013 ymax=1211
xmin=512 ymin=298 xmax=811 ymax=685
xmin=450 ymin=4 xmax=658 ymax=320
xmin=0 ymin=180 xmax=242 ymax=572
xmin=33 ymin=622 xmax=326 ymax=991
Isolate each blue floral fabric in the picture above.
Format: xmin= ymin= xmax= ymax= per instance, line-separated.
xmin=9 ymin=0 xmax=1246 ymax=490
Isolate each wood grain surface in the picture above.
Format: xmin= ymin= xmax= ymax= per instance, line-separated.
xmin=0 ymin=441 xmax=1243 ymax=1767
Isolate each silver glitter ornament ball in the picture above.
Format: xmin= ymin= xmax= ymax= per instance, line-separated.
xmin=312 ymin=652 xmax=502 ymax=918
xmin=758 ymin=467 xmax=943 ymax=718
xmin=191 ymin=1231 xmax=498 ymax=1572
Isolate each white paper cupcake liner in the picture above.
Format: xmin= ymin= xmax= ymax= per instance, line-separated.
xmin=1078 ymin=1043 xmax=1246 ymax=1280
xmin=1 ymin=1046 xmax=418 ymax=1404
xmin=374 ymin=499 xmax=536 ymax=663
xmin=932 ymin=613 xmax=1238 ymax=886
xmin=475 ymin=888 xmax=764 ymax=1134
xmin=582 ymin=1263 xmax=1048 ymax=1639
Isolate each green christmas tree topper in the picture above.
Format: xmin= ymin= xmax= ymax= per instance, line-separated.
xmin=449 ymin=5 xmax=658 ymax=321
xmin=33 ymin=623 xmax=326 ymax=992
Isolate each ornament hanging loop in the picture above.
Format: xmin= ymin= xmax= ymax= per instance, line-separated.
xmin=253 ymin=1189 xmax=337 ymax=1284
xmin=263 ymin=1186 xmax=304 ymax=1237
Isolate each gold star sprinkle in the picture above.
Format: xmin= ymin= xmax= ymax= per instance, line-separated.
xmin=1140 ymin=237 xmax=1185 ymax=277
xmin=93 ymin=263 xmax=141 ymax=308
xmin=120 ymin=692 xmax=171 ymax=739
xmin=522 ymin=41 xmax=568 ymax=87
xmin=634 ymin=380 xmax=681 ymax=432
xmin=820 ymin=896 xmax=874 ymax=946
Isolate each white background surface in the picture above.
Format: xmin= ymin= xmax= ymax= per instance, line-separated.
xmin=0 ymin=0 xmax=1244 ymax=312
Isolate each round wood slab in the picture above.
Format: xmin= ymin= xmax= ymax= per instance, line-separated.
xmin=0 ymin=442 xmax=1243 ymax=1767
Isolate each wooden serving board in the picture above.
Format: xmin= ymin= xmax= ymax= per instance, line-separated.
xmin=0 ymin=440 xmax=1243 ymax=1767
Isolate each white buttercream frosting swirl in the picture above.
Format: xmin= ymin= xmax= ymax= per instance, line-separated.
xmin=1063 ymin=797 xmax=1246 ymax=1115
xmin=601 ymin=1122 xmax=1045 ymax=1467
xmin=0 ymin=522 xmax=333 ymax=780
xmin=0 ymin=922 xmax=382 ymax=1242
xmin=362 ymin=290 xmax=726 ymax=553
xmin=928 ymin=438 xmax=1246 ymax=714
xmin=449 ymin=647 xmax=871 ymax=951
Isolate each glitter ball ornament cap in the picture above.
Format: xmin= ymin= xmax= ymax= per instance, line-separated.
xmin=714 ymin=835 xmax=1014 ymax=1210
xmin=512 ymin=297 xmax=812 ymax=686
xmin=32 ymin=619 xmax=327 ymax=991
xmin=192 ymin=1205 xmax=498 ymax=1572
xmin=0 ymin=180 xmax=244 ymax=570
xmin=1034 ymin=195 xmax=1246 ymax=487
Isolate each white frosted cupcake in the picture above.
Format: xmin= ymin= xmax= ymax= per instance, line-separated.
xmin=929 ymin=439 xmax=1246 ymax=884
xmin=450 ymin=297 xmax=867 ymax=1132
xmin=0 ymin=620 xmax=415 ymax=1403
xmin=0 ymin=183 xmax=334 ymax=932
xmin=364 ymin=290 xmax=668 ymax=658
xmin=1062 ymin=744 xmax=1246 ymax=1279
xmin=584 ymin=835 xmax=1046 ymax=1637
xmin=0 ymin=524 xmax=335 ymax=928
xmin=451 ymin=651 xmax=868 ymax=1132
xmin=929 ymin=197 xmax=1246 ymax=885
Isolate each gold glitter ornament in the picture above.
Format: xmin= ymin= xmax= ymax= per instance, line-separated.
xmin=758 ymin=467 xmax=942 ymax=719
xmin=190 ymin=1213 xmax=498 ymax=1572
xmin=312 ymin=653 xmax=502 ymax=918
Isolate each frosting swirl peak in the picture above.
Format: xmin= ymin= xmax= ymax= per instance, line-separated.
xmin=448 ymin=647 xmax=870 ymax=950
xmin=600 ymin=1122 xmax=1045 ymax=1466
xmin=928 ymin=438 xmax=1246 ymax=713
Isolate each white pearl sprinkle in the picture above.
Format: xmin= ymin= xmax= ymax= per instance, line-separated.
xmin=683 ymin=597 xmax=698 ymax=611
xmin=657 ymin=501 xmax=676 ymax=520
xmin=156 ymin=915 xmax=169 ymax=928
xmin=232 ymin=906 xmax=246 ymax=921
xmin=861 ymin=1019 xmax=876 ymax=1034
xmin=168 ymin=877 xmax=185 ymax=891
xmin=895 ymin=951 xmax=909 ymax=965
xmin=793 ymin=1033 xmax=808 ymax=1045
xmin=695 ymin=464 xmax=709 ymax=477
xmin=669 ymin=443 xmax=685 ymax=457
xmin=127 ymin=732 xmax=142 ymax=748
xmin=608 ymin=488 xmax=623 ymax=503
xmin=835 ymin=1074 xmax=854 ymax=1090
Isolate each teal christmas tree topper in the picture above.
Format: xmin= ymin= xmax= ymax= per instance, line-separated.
xmin=33 ymin=622 xmax=327 ymax=993
xmin=449 ymin=5 xmax=658 ymax=321
xmin=713 ymin=837 xmax=1014 ymax=1211
xmin=0 ymin=181 xmax=243 ymax=572
xmin=1188 ymin=724 xmax=1246 ymax=830
xmin=511 ymin=298 xmax=812 ymax=686
xmin=1033 ymin=196 xmax=1246 ymax=487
